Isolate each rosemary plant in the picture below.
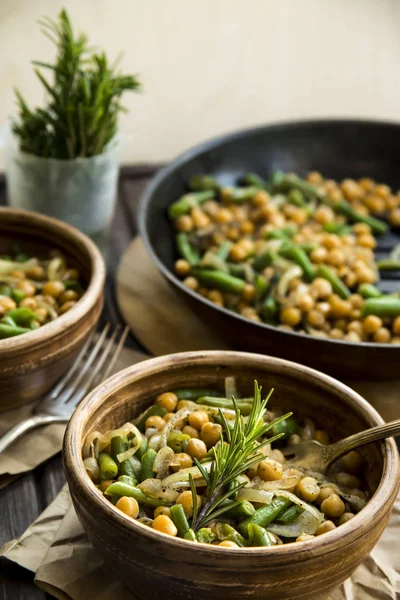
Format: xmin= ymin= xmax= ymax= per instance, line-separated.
xmin=191 ymin=382 xmax=292 ymax=532
xmin=13 ymin=9 xmax=141 ymax=159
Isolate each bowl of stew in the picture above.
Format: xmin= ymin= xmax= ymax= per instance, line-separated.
xmin=63 ymin=350 xmax=399 ymax=600
xmin=139 ymin=119 xmax=400 ymax=378
xmin=0 ymin=207 xmax=105 ymax=410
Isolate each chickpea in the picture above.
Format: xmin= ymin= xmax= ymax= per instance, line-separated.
xmin=364 ymin=195 xmax=385 ymax=214
xmin=0 ymin=297 xmax=16 ymax=312
xmin=268 ymin=449 xmax=286 ymax=464
xmin=252 ymin=190 xmax=270 ymax=206
xmin=347 ymin=321 xmax=363 ymax=336
xmin=334 ymin=472 xmax=361 ymax=489
xmin=175 ymin=259 xmax=191 ymax=276
xmin=241 ymin=306 xmax=258 ymax=319
xmin=230 ymin=244 xmax=247 ymax=262
xmin=59 ymin=300 xmax=76 ymax=314
xmin=375 ymin=183 xmax=391 ymax=199
xmin=188 ymin=411 xmax=209 ymax=430
xmin=26 ymin=265 xmax=46 ymax=280
xmin=329 ymin=296 xmax=352 ymax=318
xmin=19 ymin=297 xmax=37 ymax=310
xmin=186 ymin=438 xmax=208 ymax=460
xmin=341 ymin=179 xmax=363 ymax=201
xmin=296 ymin=477 xmax=320 ymax=502
xmin=191 ymin=207 xmax=210 ymax=228
xmin=164 ymin=412 xmax=175 ymax=423
xmin=313 ymin=430 xmax=330 ymax=445
xmin=291 ymin=208 xmax=308 ymax=225
xmin=156 ymin=392 xmax=178 ymax=412
xmin=389 ymin=207 xmax=400 ymax=227
xmin=16 ymin=280 xmax=36 ymax=297
xmin=42 ymin=280 xmax=65 ymax=298
xmin=177 ymin=399 xmax=197 ymax=411
xmin=34 ymin=307 xmax=48 ymax=324
xmin=359 ymin=178 xmax=375 ymax=192
xmin=306 ymin=309 xmax=325 ymax=328
xmin=288 ymin=433 xmax=301 ymax=445
xmin=59 ymin=289 xmax=79 ymax=305
xmin=316 ymin=521 xmax=336 ymax=535
xmin=338 ymin=512 xmax=355 ymax=525
xmin=154 ymin=506 xmax=171 ymax=518
xmin=171 ymin=453 xmax=193 ymax=472
xmin=242 ymin=284 xmax=255 ymax=302
xmin=373 ymin=327 xmax=391 ymax=343
xmin=323 ymin=234 xmax=341 ymax=250
xmin=257 ymin=459 xmax=283 ymax=481
xmin=392 ymin=316 xmax=400 ymax=336
xmin=280 ymin=307 xmax=302 ymax=327
xmin=313 ymin=205 xmax=335 ymax=224
xmin=99 ymin=479 xmax=114 ymax=492
xmin=152 ymin=515 xmax=178 ymax=536
xmin=183 ymin=277 xmax=199 ymax=291
xmin=175 ymin=215 xmax=193 ymax=232
xmin=349 ymin=294 xmax=364 ymax=309
xmin=214 ymin=207 xmax=234 ymax=224
xmin=307 ymin=171 xmax=323 ymax=185
xmin=329 ymin=328 xmax=344 ymax=340
xmin=201 ymin=422 xmax=222 ymax=447
xmin=310 ymin=247 xmax=328 ymax=264
xmin=176 ymin=490 xmax=201 ymax=518
xmin=10 ymin=270 xmax=26 ymax=279
xmin=310 ymin=278 xmax=333 ymax=299
xmin=315 ymin=302 xmax=331 ymax=317
xmin=239 ymin=220 xmax=255 ymax=234
xmin=63 ymin=268 xmax=79 ymax=281
xmin=116 ymin=496 xmax=139 ymax=519
xmin=392 ymin=337 xmax=400 ymax=344
xmin=225 ymin=227 xmax=240 ymax=241
xmin=145 ymin=416 xmax=166 ymax=431
xmin=357 ymin=234 xmax=376 ymax=249
xmin=321 ymin=494 xmax=345 ymax=518
xmin=316 ymin=486 xmax=337 ymax=505
xmin=218 ymin=540 xmax=239 ymax=548
xmin=296 ymin=533 xmax=315 ymax=542
xmin=182 ymin=425 xmax=200 ymax=439
xmin=354 ymin=265 xmax=376 ymax=285
xmin=362 ymin=315 xmax=382 ymax=335
xmin=297 ymin=293 xmax=314 ymax=312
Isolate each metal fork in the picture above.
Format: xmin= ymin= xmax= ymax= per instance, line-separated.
xmin=281 ymin=419 xmax=400 ymax=473
xmin=0 ymin=323 xmax=129 ymax=454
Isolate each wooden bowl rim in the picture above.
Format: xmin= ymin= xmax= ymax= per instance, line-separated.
xmin=64 ymin=350 xmax=400 ymax=559
xmin=0 ymin=207 xmax=105 ymax=352
xmin=138 ymin=118 xmax=400 ymax=352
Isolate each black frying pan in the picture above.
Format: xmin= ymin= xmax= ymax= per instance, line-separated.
xmin=138 ymin=120 xmax=400 ymax=379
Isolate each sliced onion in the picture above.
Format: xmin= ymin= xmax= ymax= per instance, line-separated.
xmin=277 ymin=265 xmax=302 ymax=297
xmin=301 ymin=418 xmax=315 ymax=441
xmin=36 ymin=299 xmax=58 ymax=320
xmin=148 ymin=433 xmax=162 ymax=450
xmin=0 ymin=257 xmax=38 ymax=276
xmin=238 ymin=488 xmax=273 ymax=504
xmin=271 ymin=490 xmax=324 ymax=524
xmin=158 ymin=407 xmax=196 ymax=449
xmin=162 ymin=462 xmax=212 ymax=488
xmin=83 ymin=457 xmax=99 ymax=481
xmin=267 ymin=509 xmax=321 ymax=537
xmin=138 ymin=478 xmax=179 ymax=502
xmin=153 ymin=446 xmax=175 ymax=480
xmin=145 ymin=427 xmax=158 ymax=439
xmin=390 ymin=244 xmax=400 ymax=261
xmin=82 ymin=422 xmax=138 ymax=459
xmin=47 ymin=256 xmax=66 ymax=281
xmin=255 ymin=468 xmax=302 ymax=492
xmin=116 ymin=426 xmax=143 ymax=462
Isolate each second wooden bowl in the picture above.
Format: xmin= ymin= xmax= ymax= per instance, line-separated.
xmin=64 ymin=351 xmax=400 ymax=600
xmin=0 ymin=207 xmax=105 ymax=411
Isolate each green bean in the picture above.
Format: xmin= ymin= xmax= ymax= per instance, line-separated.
xmin=357 ymin=283 xmax=382 ymax=299
xmin=16 ymin=253 xmax=29 ymax=263
xmin=189 ymin=174 xmax=218 ymax=191
xmin=255 ymin=274 xmax=269 ymax=300
xmin=110 ymin=436 xmax=138 ymax=479
xmin=1 ymin=316 xmax=17 ymax=327
xmin=196 ymin=528 xmax=216 ymax=544
xmin=196 ymin=396 xmax=253 ymax=415
xmin=252 ymin=251 xmax=273 ymax=272
xmin=117 ymin=475 xmax=137 ymax=486
xmin=238 ymin=496 xmax=292 ymax=536
xmin=168 ymin=191 xmax=215 ymax=218
xmin=192 ymin=269 xmax=246 ymax=294
xmin=167 ymin=432 xmax=191 ymax=453
xmin=276 ymin=505 xmax=304 ymax=524
xmin=184 ymin=529 xmax=197 ymax=542
xmin=0 ymin=284 xmax=12 ymax=296
xmin=104 ymin=482 xmax=172 ymax=508
xmin=6 ymin=308 xmax=37 ymax=325
xmin=360 ymin=297 xmax=400 ymax=319
xmin=199 ymin=251 xmax=228 ymax=273
xmin=224 ymin=500 xmax=255 ymax=519
xmin=176 ymin=233 xmax=200 ymax=266
xmin=63 ymin=280 xmax=83 ymax=293
xmin=98 ymin=452 xmax=119 ymax=480
xmin=377 ymin=259 xmax=400 ymax=271
xmin=264 ymin=230 xmax=290 ymax=242
xmin=172 ymin=388 xmax=223 ymax=400
xmin=220 ymin=186 xmax=259 ymax=202
xmin=139 ymin=448 xmax=157 ymax=482
xmin=299 ymin=242 xmax=319 ymax=254
xmin=0 ymin=324 xmax=31 ymax=338
xmin=271 ymin=416 xmax=298 ymax=440
xmin=248 ymin=523 xmax=274 ymax=547
xmin=323 ymin=222 xmax=351 ymax=236
xmin=136 ymin=437 xmax=148 ymax=460
xmin=316 ymin=265 xmax=351 ymax=299
xmin=170 ymin=503 xmax=190 ymax=537
xmin=136 ymin=405 xmax=167 ymax=433
xmin=279 ymin=245 xmax=315 ymax=281
xmin=335 ymin=200 xmax=388 ymax=235
xmin=241 ymin=172 xmax=271 ymax=191
xmin=260 ymin=296 xmax=278 ymax=322
xmin=216 ymin=241 xmax=233 ymax=261
xmin=10 ymin=289 xmax=25 ymax=304
xmin=271 ymin=171 xmax=318 ymax=197
xmin=216 ymin=523 xmax=247 ymax=547
xmin=287 ymin=189 xmax=308 ymax=209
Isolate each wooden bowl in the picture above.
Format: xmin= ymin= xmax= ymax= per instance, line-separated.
xmin=0 ymin=207 xmax=105 ymax=411
xmin=63 ymin=351 xmax=400 ymax=600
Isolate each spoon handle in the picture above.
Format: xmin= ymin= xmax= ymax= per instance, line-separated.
xmin=328 ymin=419 xmax=400 ymax=463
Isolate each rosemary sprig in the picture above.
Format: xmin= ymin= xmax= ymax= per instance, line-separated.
xmin=13 ymin=9 xmax=141 ymax=159
xmin=191 ymin=382 xmax=292 ymax=531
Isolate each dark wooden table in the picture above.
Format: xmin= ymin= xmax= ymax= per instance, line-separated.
xmin=0 ymin=166 xmax=159 ymax=600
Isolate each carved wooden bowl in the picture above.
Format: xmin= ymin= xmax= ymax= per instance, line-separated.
xmin=0 ymin=207 xmax=105 ymax=411
xmin=64 ymin=351 xmax=400 ymax=600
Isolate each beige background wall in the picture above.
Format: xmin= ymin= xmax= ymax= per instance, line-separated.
xmin=0 ymin=0 xmax=399 ymax=169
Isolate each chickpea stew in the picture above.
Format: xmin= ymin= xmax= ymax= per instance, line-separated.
xmin=168 ymin=171 xmax=400 ymax=344
xmin=83 ymin=379 xmax=368 ymax=548
xmin=0 ymin=244 xmax=84 ymax=338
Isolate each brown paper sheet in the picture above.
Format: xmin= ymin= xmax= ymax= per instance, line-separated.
xmin=117 ymin=237 xmax=400 ymax=423
xmin=1 ymin=486 xmax=399 ymax=600
xmin=0 ymin=347 xmax=149 ymax=487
